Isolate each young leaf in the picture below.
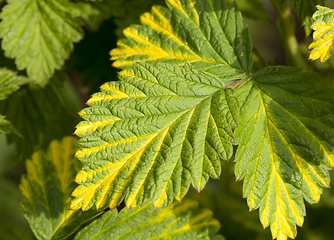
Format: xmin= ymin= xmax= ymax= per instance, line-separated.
xmin=71 ymin=62 xmax=238 ymax=211
xmin=0 ymin=115 xmax=18 ymax=134
xmin=294 ymin=0 xmax=324 ymax=35
xmin=110 ymin=0 xmax=253 ymax=83
xmin=234 ymin=66 xmax=334 ymax=240
xmin=0 ymin=0 xmax=83 ymax=85
xmin=309 ymin=5 xmax=334 ymax=63
xmin=74 ymin=200 xmax=223 ymax=240
xmin=0 ymin=68 xmax=30 ymax=100
xmin=20 ymin=137 xmax=104 ymax=240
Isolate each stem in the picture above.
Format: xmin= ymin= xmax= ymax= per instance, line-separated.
xmin=270 ymin=0 xmax=310 ymax=70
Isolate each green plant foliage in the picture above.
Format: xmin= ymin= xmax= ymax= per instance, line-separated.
xmin=0 ymin=115 xmax=17 ymax=134
xmin=74 ymin=199 xmax=223 ymax=240
xmin=278 ymin=0 xmax=324 ymax=36
xmin=110 ymin=0 xmax=253 ymax=84
xmin=234 ymin=66 xmax=334 ymax=240
xmin=1 ymin=0 xmax=334 ymax=240
xmin=0 ymin=0 xmax=83 ymax=85
xmin=71 ymin=62 xmax=238 ymax=211
xmin=309 ymin=5 xmax=334 ymax=63
xmin=0 ymin=68 xmax=30 ymax=134
xmin=0 ymin=73 xmax=78 ymax=159
xmin=20 ymin=136 xmax=104 ymax=240
xmin=0 ymin=68 xmax=30 ymax=100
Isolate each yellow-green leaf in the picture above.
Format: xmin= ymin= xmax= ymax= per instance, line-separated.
xmin=20 ymin=137 xmax=103 ymax=240
xmin=235 ymin=66 xmax=334 ymax=240
xmin=110 ymin=0 xmax=253 ymax=84
xmin=71 ymin=63 xmax=238 ymax=211
xmin=309 ymin=5 xmax=334 ymax=63
xmin=74 ymin=200 xmax=224 ymax=240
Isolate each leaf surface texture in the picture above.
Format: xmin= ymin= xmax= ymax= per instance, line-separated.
xmin=110 ymin=0 xmax=253 ymax=84
xmin=235 ymin=66 xmax=334 ymax=240
xmin=71 ymin=63 xmax=238 ymax=211
xmin=74 ymin=200 xmax=223 ymax=240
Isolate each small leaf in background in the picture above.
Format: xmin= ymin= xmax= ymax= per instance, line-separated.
xmin=0 ymin=68 xmax=30 ymax=100
xmin=70 ymin=0 xmax=118 ymax=32
xmin=309 ymin=5 xmax=334 ymax=63
xmin=0 ymin=115 xmax=18 ymax=134
xmin=71 ymin=63 xmax=238 ymax=211
xmin=74 ymin=199 xmax=223 ymax=240
xmin=293 ymin=0 xmax=324 ymax=36
xmin=20 ymin=136 xmax=104 ymax=240
xmin=0 ymin=72 xmax=79 ymax=160
xmin=0 ymin=68 xmax=30 ymax=134
xmin=279 ymin=0 xmax=324 ymax=36
xmin=234 ymin=66 xmax=334 ymax=240
xmin=110 ymin=0 xmax=253 ymax=84
xmin=0 ymin=0 xmax=83 ymax=85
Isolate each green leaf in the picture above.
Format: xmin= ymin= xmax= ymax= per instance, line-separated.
xmin=0 ymin=0 xmax=83 ymax=85
xmin=309 ymin=5 xmax=334 ymax=63
xmin=226 ymin=0 xmax=268 ymax=22
xmin=20 ymin=136 xmax=104 ymax=240
xmin=71 ymin=62 xmax=238 ymax=211
xmin=234 ymin=66 xmax=334 ymax=240
xmin=0 ymin=68 xmax=30 ymax=100
xmin=74 ymin=199 xmax=223 ymax=240
xmin=110 ymin=0 xmax=253 ymax=84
